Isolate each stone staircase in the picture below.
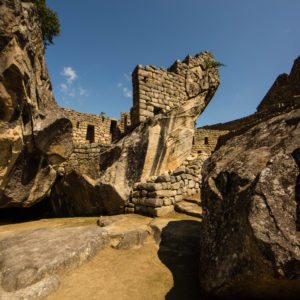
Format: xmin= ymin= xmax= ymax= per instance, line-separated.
xmin=174 ymin=194 xmax=202 ymax=218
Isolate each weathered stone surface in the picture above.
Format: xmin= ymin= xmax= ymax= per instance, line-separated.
xmin=174 ymin=201 xmax=202 ymax=218
xmin=0 ymin=275 xmax=60 ymax=300
xmin=0 ymin=226 xmax=108 ymax=292
xmin=199 ymin=108 xmax=300 ymax=298
xmin=0 ymin=0 xmax=73 ymax=208
xmin=49 ymin=172 xmax=119 ymax=216
xmin=135 ymin=204 xmax=175 ymax=217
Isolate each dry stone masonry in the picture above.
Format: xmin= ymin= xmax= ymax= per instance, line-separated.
xmin=62 ymin=108 xmax=119 ymax=145
xmin=192 ymin=128 xmax=229 ymax=156
xmin=131 ymin=53 xmax=219 ymax=125
xmin=129 ymin=154 xmax=208 ymax=217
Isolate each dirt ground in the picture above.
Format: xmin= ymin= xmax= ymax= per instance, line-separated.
xmin=46 ymin=241 xmax=173 ymax=300
xmin=0 ymin=215 xmax=201 ymax=300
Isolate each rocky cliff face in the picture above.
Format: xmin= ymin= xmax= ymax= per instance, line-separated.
xmin=0 ymin=0 xmax=72 ymax=208
xmin=199 ymin=104 xmax=300 ymax=298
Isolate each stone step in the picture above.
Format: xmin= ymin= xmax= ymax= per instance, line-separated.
xmin=182 ymin=194 xmax=201 ymax=205
xmin=174 ymin=201 xmax=202 ymax=218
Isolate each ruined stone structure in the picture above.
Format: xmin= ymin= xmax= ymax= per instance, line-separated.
xmin=127 ymin=54 xmax=300 ymax=217
xmin=131 ymin=53 xmax=218 ymax=125
xmin=1 ymin=2 xmax=300 ymax=299
xmin=129 ymin=154 xmax=207 ymax=216
xmin=192 ymin=128 xmax=229 ymax=156
xmin=47 ymin=51 xmax=220 ymax=217
xmin=61 ymin=108 xmax=117 ymax=145
xmin=119 ymin=112 xmax=131 ymax=135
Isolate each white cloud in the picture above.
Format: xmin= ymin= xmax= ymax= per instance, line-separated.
xmin=123 ymin=73 xmax=131 ymax=82
xmin=59 ymin=67 xmax=88 ymax=101
xmin=59 ymin=83 xmax=68 ymax=92
xmin=59 ymin=83 xmax=75 ymax=97
xmin=61 ymin=66 xmax=77 ymax=84
xmin=78 ymin=86 xmax=88 ymax=96
xmin=117 ymin=72 xmax=132 ymax=99
xmin=122 ymin=87 xmax=132 ymax=98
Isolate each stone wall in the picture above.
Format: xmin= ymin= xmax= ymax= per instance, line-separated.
xmin=200 ymin=99 xmax=300 ymax=150
xmin=62 ymin=108 xmax=116 ymax=144
xmin=118 ymin=112 xmax=131 ymax=135
xmin=127 ymin=154 xmax=208 ymax=216
xmin=65 ymin=143 xmax=110 ymax=179
xmin=192 ymin=128 xmax=229 ymax=155
xmin=131 ymin=52 xmax=219 ymax=125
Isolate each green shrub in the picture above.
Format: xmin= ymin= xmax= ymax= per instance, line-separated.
xmin=22 ymin=0 xmax=60 ymax=48
xmin=206 ymin=59 xmax=226 ymax=69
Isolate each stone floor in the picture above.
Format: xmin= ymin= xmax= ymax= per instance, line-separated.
xmin=0 ymin=214 xmax=202 ymax=300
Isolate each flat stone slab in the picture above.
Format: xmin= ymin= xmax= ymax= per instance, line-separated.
xmin=0 ymin=275 xmax=60 ymax=300
xmin=174 ymin=201 xmax=202 ymax=218
xmin=0 ymin=225 xmax=108 ymax=296
xmin=183 ymin=194 xmax=201 ymax=205
xmin=98 ymin=214 xmax=152 ymax=249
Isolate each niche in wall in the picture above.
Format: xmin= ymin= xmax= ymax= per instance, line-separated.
xmin=86 ymin=124 xmax=95 ymax=143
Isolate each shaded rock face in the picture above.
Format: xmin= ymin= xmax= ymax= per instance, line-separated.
xmin=0 ymin=0 xmax=73 ymax=208
xmin=199 ymin=108 xmax=300 ymax=298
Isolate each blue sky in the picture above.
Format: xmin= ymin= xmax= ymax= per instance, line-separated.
xmin=46 ymin=0 xmax=300 ymax=126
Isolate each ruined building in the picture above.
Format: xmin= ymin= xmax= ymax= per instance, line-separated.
xmin=1 ymin=2 xmax=300 ymax=299
xmin=54 ymin=52 xmax=300 ymax=218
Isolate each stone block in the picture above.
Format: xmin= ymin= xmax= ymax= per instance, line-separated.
xmin=188 ymin=180 xmax=196 ymax=188
xmin=151 ymin=190 xmax=177 ymax=197
xmin=172 ymin=182 xmax=181 ymax=190
xmin=125 ymin=207 xmax=135 ymax=214
xmin=131 ymin=198 xmax=138 ymax=204
xmin=155 ymin=175 xmax=170 ymax=183
xmin=174 ymin=195 xmax=183 ymax=202
xmin=138 ymin=198 xmax=163 ymax=207
xmin=163 ymin=198 xmax=172 ymax=206
xmin=153 ymin=205 xmax=174 ymax=217
xmin=132 ymin=191 xmax=140 ymax=198
xmin=162 ymin=182 xmax=168 ymax=189
xmin=141 ymin=190 xmax=148 ymax=197
xmin=138 ymin=183 xmax=161 ymax=191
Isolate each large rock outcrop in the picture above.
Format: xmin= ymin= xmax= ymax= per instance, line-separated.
xmin=199 ymin=106 xmax=300 ymax=298
xmin=0 ymin=0 xmax=73 ymax=208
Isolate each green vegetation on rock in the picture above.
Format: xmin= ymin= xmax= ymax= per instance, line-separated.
xmin=22 ymin=0 xmax=60 ymax=48
xmin=206 ymin=59 xmax=226 ymax=68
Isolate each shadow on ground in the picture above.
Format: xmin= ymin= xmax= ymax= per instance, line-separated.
xmin=157 ymin=220 xmax=202 ymax=300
